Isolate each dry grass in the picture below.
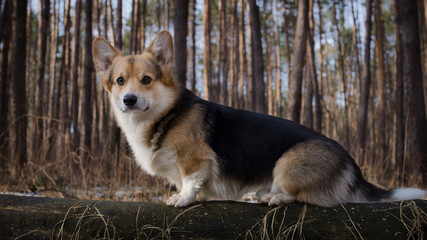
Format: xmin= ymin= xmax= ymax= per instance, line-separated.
xmin=340 ymin=204 xmax=365 ymax=240
xmin=52 ymin=201 xmax=117 ymax=240
xmin=246 ymin=204 xmax=313 ymax=240
xmin=398 ymin=201 xmax=427 ymax=240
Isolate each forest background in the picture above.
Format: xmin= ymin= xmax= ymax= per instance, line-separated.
xmin=0 ymin=0 xmax=426 ymax=201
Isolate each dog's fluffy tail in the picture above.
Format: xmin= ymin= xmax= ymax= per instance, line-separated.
xmin=355 ymin=179 xmax=426 ymax=203
xmin=387 ymin=188 xmax=427 ymax=201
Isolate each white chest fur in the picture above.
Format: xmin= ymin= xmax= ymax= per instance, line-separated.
xmin=114 ymin=110 xmax=182 ymax=188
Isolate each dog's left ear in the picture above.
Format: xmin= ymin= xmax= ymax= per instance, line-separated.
xmin=145 ymin=31 xmax=174 ymax=68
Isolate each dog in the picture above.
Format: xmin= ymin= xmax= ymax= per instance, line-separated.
xmin=92 ymin=31 xmax=426 ymax=207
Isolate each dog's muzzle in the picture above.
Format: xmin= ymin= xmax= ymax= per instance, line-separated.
xmin=120 ymin=93 xmax=150 ymax=112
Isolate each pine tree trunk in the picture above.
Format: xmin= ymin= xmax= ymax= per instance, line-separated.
xmin=287 ymin=0 xmax=308 ymax=122
xmin=273 ymin=0 xmax=281 ymax=117
xmin=189 ymin=0 xmax=197 ymax=92
xmin=282 ymin=0 xmax=292 ymax=92
xmin=83 ymin=0 xmax=94 ymax=164
xmin=12 ymin=0 xmax=28 ymax=175
xmin=116 ymin=0 xmax=122 ymax=49
xmin=248 ymin=0 xmax=266 ymax=114
xmin=398 ymin=0 xmax=427 ymax=185
xmin=203 ymin=0 xmax=212 ymax=101
xmin=238 ymin=0 xmax=246 ymax=109
xmin=229 ymin=0 xmax=237 ymax=107
xmin=33 ymin=0 xmax=50 ymax=164
xmin=173 ymin=0 xmax=189 ymax=86
xmin=374 ymin=0 xmax=386 ymax=165
xmin=71 ymin=0 xmax=82 ymax=150
xmin=0 ymin=0 xmax=12 ymax=181
xmin=357 ymin=0 xmax=372 ymax=165
xmin=316 ymin=0 xmax=324 ymax=133
xmin=57 ymin=0 xmax=71 ymax=163
xmin=219 ymin=0 xmax=228 ymax=105
xmin=392 ymin=0 xmax=404 ymax=171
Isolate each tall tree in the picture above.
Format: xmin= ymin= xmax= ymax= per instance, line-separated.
xmin=392 ymin=0 xmax=404 ymax=171
xmin=174 ymin=0 xmax=189 ymax=86
xmin=238 ymin=0 xmax=246 ymax=109
xmin=139 ymin=0 xmax=147 ymax=52
xmin=203 ymin=0 xmax=213 ymax=101
xmin=282 ymin=0 xmax=292 ymax=89
xmin=398 ymin=0 xmax=427 ymax=184
xmin=116 ymin=0 xmax=122 ymax=49
xmin=248 ymin=0 xmax=266 ymax=114
xmin=57 ymin=0 xmax=72 ymax=161
xmin=287 ymin=0 xmax=308 ymax=122
xmin=316 ymin=0 xmax=324 ymax=133
xmin=229 ymin=0 xmax=238 ymax=107
xmin=374 ymin=0 xmax=386 ymax=164
xmin=33 ymin=0 xmax=50 ymax=159
xmin=71 ymin=0 xmax=82 ymax=149
xmin=332 ymin=0 xmax=349 ymax=148
xmin=0 ymin=0 xmax=12 ymax=179
xmin=83 ymin=0 xmax=94 ymax=162
xmin=357 ymin=0 xmax=373 ymax=164
xmin=273 ymin=0 xmax=282 ymax=117
xmin=12 ymin=0 xmax=28 ymax=176
xmin=218 ymin=0 xmax=228 ymax=104
xmin=189 ymin=0 xmax=197 ymax=92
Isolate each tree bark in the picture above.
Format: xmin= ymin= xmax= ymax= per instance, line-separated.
xmin=189 ymin=0 xmax=197 ymax=92
xmin=238 ymin=0 xmax=246 ymax=110
xmin=287 ymin=0 xmax=308 ymax=122
xmin=83 ymin=0 xmax=94 ymax=163
xmin=0 ymin=195 xmax=426 ymax=240
xmin=203 ymin=0 xmax=213 ymax=101
xmin=316 ymin=0 xmax=324 ymax=133
xmin=248 ymin=0 xmax=266 ymax=114
xmin=392 ymin=0 xmax=404 ymax=171
xmin=70 ymin=0 xmax=81 ymax=150
xmin=57 ymin=0 xmax=71 ymax=163
xmin=116 ymin=0 xmax=122 ymax=49
xmin=173 ymin=0 xmax=189 ymax=86
xmin=398 ymin=0 xmax=427 ymax=185
xmin=11 ymin=0 xmax=28 ymax=175
xmin=33 ymin=0 xmax=50 ymax=156
xmin=219 ymin=0 xmax=228 ymax=105
xmin=0 ymin=0 xmax=12 ymax=180
xmin=374 ymin=0 xmax=386 ymax=165
xmin=356 ymin=0 xmax=372 ymax=165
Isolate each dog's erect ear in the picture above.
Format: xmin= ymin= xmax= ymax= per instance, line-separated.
xmin=92 ymin=37 xmax=121 ymax=92
xmin=145 ymin=31 xmax=174 ymax=67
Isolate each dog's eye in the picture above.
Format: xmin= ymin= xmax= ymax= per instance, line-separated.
xmin=117 ymin=77 xmax=125 ymax=86
xmin=142 ymin=76 xmax=152 ymax=85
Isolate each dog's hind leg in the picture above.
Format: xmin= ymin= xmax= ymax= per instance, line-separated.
xmin=262 ymin=140 xmax=354 ymax=207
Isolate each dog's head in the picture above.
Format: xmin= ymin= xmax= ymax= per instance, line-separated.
xmin=92 ymin=31 xmax=178 ymax=120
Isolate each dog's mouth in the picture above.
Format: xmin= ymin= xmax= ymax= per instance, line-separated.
xmin=121 ymin=105 xmax=150 ymax=113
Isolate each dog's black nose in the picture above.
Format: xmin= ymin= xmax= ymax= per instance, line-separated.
xmin=123 ymin=94 xmax=137 ymax=106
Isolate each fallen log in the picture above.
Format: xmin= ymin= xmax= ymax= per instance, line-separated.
xmin=0 ymin=194 xmax=426 ymax=239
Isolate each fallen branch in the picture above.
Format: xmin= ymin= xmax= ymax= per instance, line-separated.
xmin=0 ymin=194 xmax=426 ymax=239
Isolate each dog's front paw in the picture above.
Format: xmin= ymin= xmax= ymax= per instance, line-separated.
xmin=166 ymin=193 xmax=194 ymax=208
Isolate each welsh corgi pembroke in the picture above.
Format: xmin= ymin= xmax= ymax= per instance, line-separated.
xmin=92 ymin=31 xmax=426 ymax=207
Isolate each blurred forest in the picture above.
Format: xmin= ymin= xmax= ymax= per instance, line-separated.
xmin=0 ymin=0 xmax=426 ymax=201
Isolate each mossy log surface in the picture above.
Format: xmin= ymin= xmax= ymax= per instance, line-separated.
xmin=0 ymin=194 xmax=426 ymax=239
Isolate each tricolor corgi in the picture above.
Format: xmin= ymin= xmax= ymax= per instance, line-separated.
xmin=92 ymin=31 xmax=426 ymax=207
